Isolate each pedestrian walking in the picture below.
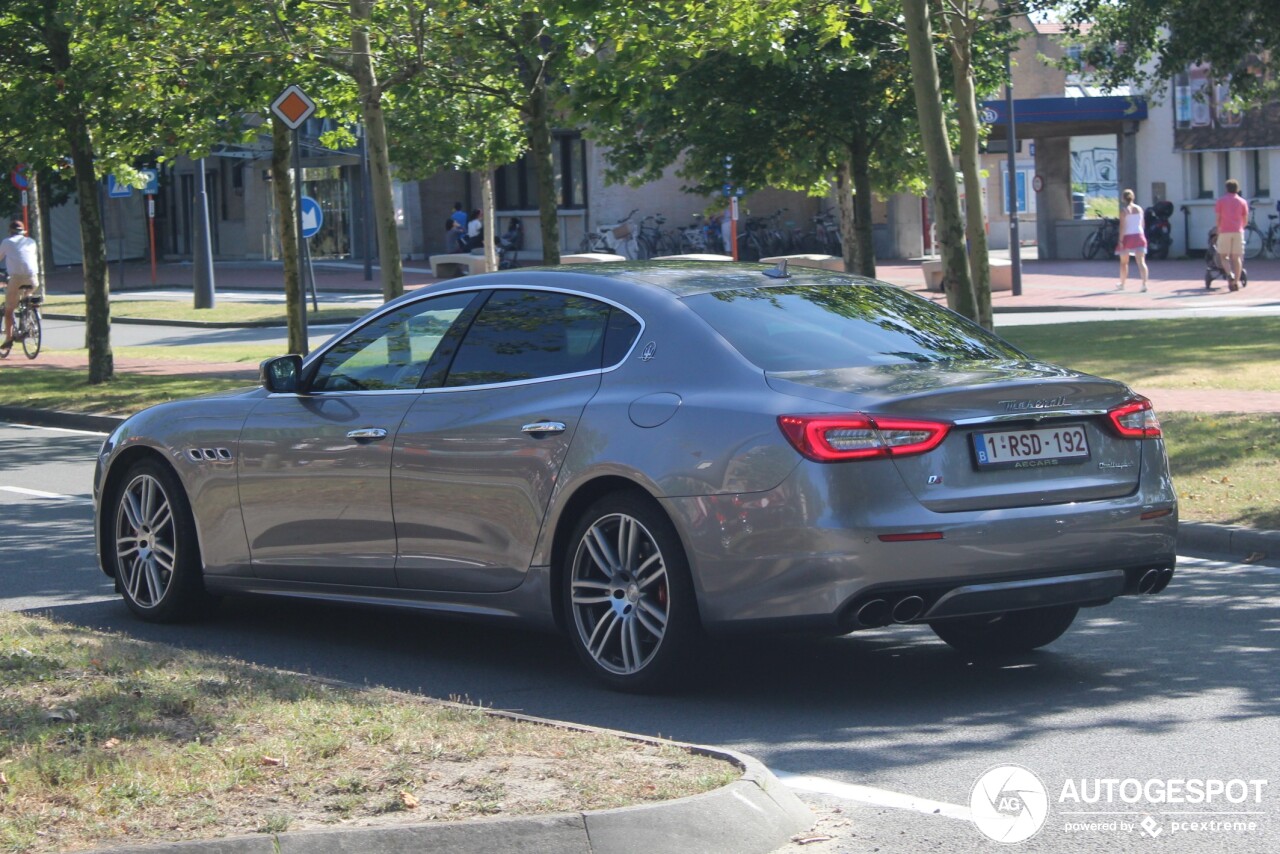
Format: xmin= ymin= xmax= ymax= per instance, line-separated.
xmin=1115 ymin=189 xmax=1149 ymax=293
xmin=1214 ymin=179 xmax=1249 ymax=291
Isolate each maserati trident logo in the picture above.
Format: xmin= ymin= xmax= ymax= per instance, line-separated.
xmin=999 ymin=396 xmax=1067 ymax=412
xmin=639 ymin=341 xmax=657 ymax=362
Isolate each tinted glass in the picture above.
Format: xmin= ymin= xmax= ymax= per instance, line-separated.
xmin=602 ymin=308 xmax=642 ymax=366
xmin=310 ymin=292 xmax=476 ymax=392
xmin=684 ymin=284 xmax=1025 ymax=371
xmin=445 ymin=290 xmax=611 ymax=387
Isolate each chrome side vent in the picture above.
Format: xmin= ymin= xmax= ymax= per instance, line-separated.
xmin=187 ymin=448 xmax=234 ymax=463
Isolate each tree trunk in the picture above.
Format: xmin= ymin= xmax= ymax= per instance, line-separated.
xmin=67 ymin=113 xmax=113 ymax=383
xmin=481 ymin=169 xmax=498 ymax=272
xmin=28 ymin=170 xmax=47 ymax=293
xmin=902 ymin=0 xmax=978 ymax=321
xmin=352 ymin=0 xmax=404 ymax=302
xmin=946 ymin=10 xmax=994 ymax=329
xmin=836 ymin=159 xmax=858 ymax=274
xmin=271 ymin=118 xmax=307 ymax=356
xmin=521 ymin=13 xmax=560 ymax=264
xmin=850 ymin=139 xmax=878 ymax=278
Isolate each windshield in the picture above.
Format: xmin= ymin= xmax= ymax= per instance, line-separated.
xmin=683 ymin=284 xmax=1025 ymax=372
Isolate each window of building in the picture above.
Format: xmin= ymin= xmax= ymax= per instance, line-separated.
xmin=495 ymin=133 xmax=587 ymax=210
xmin=1250 ymin=150 xmax=1270 ymax=198
xmin=1194 ymin=153 xmax=1213 ymax=199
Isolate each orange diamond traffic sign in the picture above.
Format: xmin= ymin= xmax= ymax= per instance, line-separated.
xmin=271 ymin=85 xmax=317 ymax=130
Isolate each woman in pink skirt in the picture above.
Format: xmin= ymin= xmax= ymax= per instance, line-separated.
xmin=1116 ymin=189 xmax=1148 ymax=292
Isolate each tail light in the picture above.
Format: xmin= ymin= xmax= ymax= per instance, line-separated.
xmin=778 ymin=414 xmax=950 ymax=462
xmin=1108 ymin=397 xmax=1162 ymax=438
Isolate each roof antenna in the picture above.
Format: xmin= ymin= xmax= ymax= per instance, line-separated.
xmin=762 ymin=258 xmax=790 ymax=279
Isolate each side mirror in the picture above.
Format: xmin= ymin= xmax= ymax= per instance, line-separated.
xmin=260 ymin=355 xmax=302 ymax=393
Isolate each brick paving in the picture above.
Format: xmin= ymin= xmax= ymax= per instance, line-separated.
xmin=10 ymin=255 xmax=1280 ymax=413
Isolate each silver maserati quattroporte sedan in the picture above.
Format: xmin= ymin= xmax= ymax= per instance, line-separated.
xmin=94 ymin=263 xmax=1177 ymax=691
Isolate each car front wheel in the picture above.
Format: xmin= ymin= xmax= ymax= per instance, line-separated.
xmin=563 ymin=494 xmax=700 ymax=692
xmin=929 ymin=605 xmax=1079 ymax=656
xmin=107 ymin=459 xmax=208 ymax=622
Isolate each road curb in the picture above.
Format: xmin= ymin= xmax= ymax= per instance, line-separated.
xmin=83 ymin=716 xmax=811 ymax=854
xmin=0 ymin=405 xmax=123 ymax=434
xmin=42 ymin=313 xmax=363 ymax=330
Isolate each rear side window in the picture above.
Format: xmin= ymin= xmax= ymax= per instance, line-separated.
xmin=684 ymin=284 xmax=1024 ymax=371
xmin=444 ymin=290 xmax=612 ymax=387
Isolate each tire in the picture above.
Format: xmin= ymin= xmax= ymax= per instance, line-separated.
xmin=1082 ymin=231 xmax=1101 ymax=260
xmin=105 ymin=458 xmax=210 ymax=622
xmin=563 ymin=493 xmax=701 ymax=692
xmin=929 ymin=604 xmax=1078 ymax=656
xmin=1148 ymin=231 xmax=1171 ymax=261
xmin=21 ymin=310 xmax=40 ymax=359
xmin=1244 ymin=226 xmax=1264 ymax=260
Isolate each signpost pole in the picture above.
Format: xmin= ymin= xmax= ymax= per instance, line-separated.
xmin=193 ymin=158 xmax=216 ymax=309
xmin=1002 ymin=5 xmax=1023 ymax=296
xmin=147 ymin=195 xmax=157 ymax=286
xmin=291 ymin=129 xmax=318 ymax=315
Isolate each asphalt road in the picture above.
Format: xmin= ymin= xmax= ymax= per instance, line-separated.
xmin=3 ymin=423 xmax=1277 ymax=853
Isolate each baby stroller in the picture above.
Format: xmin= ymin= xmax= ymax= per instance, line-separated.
xmin=1204 ymin=227 xmax=1248 ymax=290
xmin=497 ymin=218 xmax=523 ymax=269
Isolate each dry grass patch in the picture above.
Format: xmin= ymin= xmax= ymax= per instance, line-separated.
xmin=0 ymin=612 xmax=736 ymax=853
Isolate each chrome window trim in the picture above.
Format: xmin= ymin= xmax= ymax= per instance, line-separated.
xmin=290 ymin=283 xmax=646 ymax=397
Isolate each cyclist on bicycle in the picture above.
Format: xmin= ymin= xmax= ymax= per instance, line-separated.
xmin=0 ymin=219 xmax=40 ymax=353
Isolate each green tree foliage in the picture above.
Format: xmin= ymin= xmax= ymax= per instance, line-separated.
xmin=574 ymin=1 xmax=922 ymax=278
xmin=1042 ymin=0 xmax=1280 ymax=100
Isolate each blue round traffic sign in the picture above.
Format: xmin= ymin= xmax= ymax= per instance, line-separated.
xmin=10 ymin=165 xmax=28 ymax=191
xmin=300 ymin=196 xmax=323 ymax=239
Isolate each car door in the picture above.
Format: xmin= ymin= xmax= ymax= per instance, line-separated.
xmin=237 ymin=291 xmax=480 ymax=586
xmin=391 ymin=289 xmax=627 ymax=592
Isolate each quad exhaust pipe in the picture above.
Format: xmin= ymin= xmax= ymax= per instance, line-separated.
xmin=1137 ymin=567 xmax=1175 ymax=594
xmin=855 ymin=595 xmax=926 ymax=628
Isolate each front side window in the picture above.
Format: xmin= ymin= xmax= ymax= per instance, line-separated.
xmin=684 ymin=284 xmax=1025 ymax=372
xmin=445 ymin=290 xmax=613 ymax=387
xmin=310 ymin=292 xmax=477 ymax=392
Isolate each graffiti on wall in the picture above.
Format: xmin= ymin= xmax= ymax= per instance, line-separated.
xmin=1071 ymin=147 xmax=1118 ymax=195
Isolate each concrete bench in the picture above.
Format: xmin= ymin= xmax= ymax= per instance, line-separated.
xmin=760 ymin=253 xmax=845 ymax=272
xmin=429 ymin=253 xmax=489 ymax=278
xmin=560 ymin=253 xmax=627 ymax=264
xmin=650 ymin=253 xmax=733 ymax=261
xmin=922 ymin=258 xmax=1012 ymax=292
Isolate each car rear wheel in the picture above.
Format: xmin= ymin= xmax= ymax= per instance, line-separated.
xmin=107 ymin=459 xmax=208 ymax=622
xmin=564 ymin=494 xmax=700 ymax=692
xmin=929 ymin=605 xmax=1078 ymax=656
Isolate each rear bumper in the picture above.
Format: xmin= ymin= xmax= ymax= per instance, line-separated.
xmin=662 ymin=457 xmax=1177 ymax=634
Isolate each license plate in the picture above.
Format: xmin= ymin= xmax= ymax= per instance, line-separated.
xmin=972 ymin=424 xmax=1090 ymax=469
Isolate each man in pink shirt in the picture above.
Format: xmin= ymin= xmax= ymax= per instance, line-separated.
xmin=1214 ymin=179 xmax=1249 ymax=291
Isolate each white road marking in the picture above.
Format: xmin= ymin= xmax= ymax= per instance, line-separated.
xmin=0 ymin=486 xmax=93 ymax=505
xmin=774 ymin=770 xmax=973 ymax=821
xmin=5 ymin=422 xmax=107 ymax=436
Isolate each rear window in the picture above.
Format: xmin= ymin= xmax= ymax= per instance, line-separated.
xmin=684 ymin=284 xmax=1024 ymax=371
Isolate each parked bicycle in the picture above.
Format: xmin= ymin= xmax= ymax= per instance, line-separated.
xmin=579 ymin=208 xmax=641 ymax=259
xmin=634 ymin=214 xmax=676 ymax=259
xmin=1242 ymin=200 xmax=1279 ymax=260
xmin=0 ymin=273 xmax=42 ymax=359
xmin=1082 ymin=216 xmax=1119 ymax=260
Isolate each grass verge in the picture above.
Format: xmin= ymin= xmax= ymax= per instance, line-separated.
xmin=1162 ymin=412 xmax=1280 ymax=528
xmin=0 ymin=369 xmax=248 ymax=415
xmin=0 ymin=612 xmax=736 ymax=854
xmin=41 ymin=296 xmax=363 ymax=327
xmin=998 ymin=316 xmax=1280 ymax=393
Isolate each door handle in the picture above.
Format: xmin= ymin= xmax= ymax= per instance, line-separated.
xmin=521 ymin=421 xmax=566 ymax=435
xmin=346 ymin=428 xmax=389 ymax=441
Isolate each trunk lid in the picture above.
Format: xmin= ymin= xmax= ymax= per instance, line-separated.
xmin=768 ymin=361 xmax=1144 ymax=512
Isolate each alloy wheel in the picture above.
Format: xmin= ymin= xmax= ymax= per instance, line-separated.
xmin=115 ymin=473 xmax=177 ymax=609
xmin=569 ymin=512 xmax=670 ymax=676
